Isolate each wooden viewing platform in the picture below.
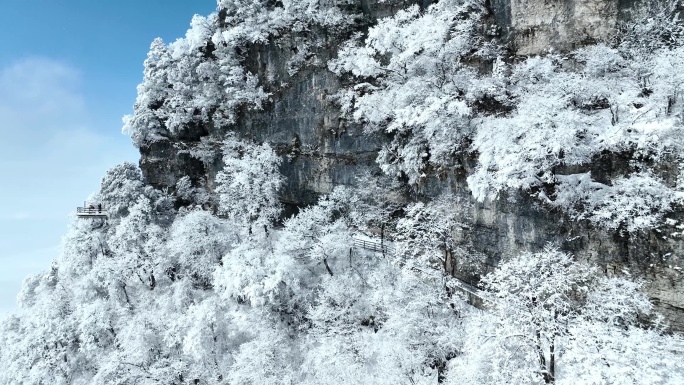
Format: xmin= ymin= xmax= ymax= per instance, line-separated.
xmin=76 ymin=205 xmax=108 ymax=217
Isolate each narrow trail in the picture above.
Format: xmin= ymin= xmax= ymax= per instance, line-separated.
xmin=352 ymin=236 xmax=485 ymax=308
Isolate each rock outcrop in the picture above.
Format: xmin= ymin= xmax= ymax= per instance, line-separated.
xmin=137 ymin=0 xmax=684 ymax=329
xmin=490 ymin=0 xmax=621 ymax=54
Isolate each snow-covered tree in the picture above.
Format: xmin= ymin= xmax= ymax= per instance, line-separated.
xmin=449 ymin=247 xmax=683 ymax=385
xmin=97 ymin=162 xmax=146 ymax=218
xmin=478 ymin=248 xmax=597 ymax=384
xmin=215 ymin=134 xmax=283 ymax=236
xmin=467 ymin=45 xmax=684 ymax=231
xmin=616 ymin=0 xmax=684 ymax=55
xmin=122 ymin=13 xmax=269 ymax=148
xmin=330 ymin=0 xmax=495 ymax=186
xmin=395 ymin=193 xmax=482 ymax=278
xmin=332 ymin=0 xmax=684 ymax=233
xmin=123 ymin=0 xmax=359 ymax=149
xmin=167 ymin=209 xmax=234 ymax=288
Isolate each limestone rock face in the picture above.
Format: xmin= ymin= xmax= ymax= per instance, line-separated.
xmin=488 ymin=0 xmax=645 ymax=54
xmin=512 ymin=0 xmax=617 ymax=54
xmin=137 ymin=0 xmax=684 ymax=329
xmin=139 ymin=0 xmax=638 ymax=201
xmin=237 ymin=38 xmax=382 ymax=205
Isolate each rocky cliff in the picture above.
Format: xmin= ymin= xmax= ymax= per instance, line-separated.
xmin=134 ymin=0 xmax=684 ymax=329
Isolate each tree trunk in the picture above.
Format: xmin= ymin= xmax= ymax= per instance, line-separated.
xmin=149 ymin=272 xmax=156 ymax=290
xmin=549 ymin=337 xmax=555 ymax=383
xmin=381 ymin=222 xmax=386 ymax=258
xmin=443 ymin=248 xmax=455 ymax=276
xmin=323 ymin=258 xmax=334 ymax=276
xmin=548 ymin=311 xmax=559 ymax=383
xmin=535 ymin=329 xmax=547 ymax=372
xmin=122 ymin=283 xmax=132 ymax=309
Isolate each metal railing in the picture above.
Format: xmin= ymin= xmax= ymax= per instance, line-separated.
xmin=352 ymin=238 xmax=395 ymax=254
xmin=353 ymin=235 xmax=485 ymax=306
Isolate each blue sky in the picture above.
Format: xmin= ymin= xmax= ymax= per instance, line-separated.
xmin=0 ymin=0 xmax=217 ymax=315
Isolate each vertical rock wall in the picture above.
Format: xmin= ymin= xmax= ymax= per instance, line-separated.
xmin=489 ymin=0 xmax=644 ymax=54
xmin=137 ymin=0 xmax=684 ymax=329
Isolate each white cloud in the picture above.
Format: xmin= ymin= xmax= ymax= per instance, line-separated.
xmin=0 ymin=58 xmax=137 ymax=205
xmin=0 ymin=57 xmax=139 ymax=315
xmin=0 ymin=58 xmax=86 ymax=142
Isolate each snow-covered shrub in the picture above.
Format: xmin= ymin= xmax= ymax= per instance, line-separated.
xmin=555 ymin=172 xmax=683 ymax=232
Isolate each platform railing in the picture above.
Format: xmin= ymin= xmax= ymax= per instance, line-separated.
xmin=77 ymin=206 xmax=108 ymax=216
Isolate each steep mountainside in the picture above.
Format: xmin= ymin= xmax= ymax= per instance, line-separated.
xmin=1 ymin=1 xmax=683 ymax=384
xmin=132 ymin=0 xmax=684 ymax=329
